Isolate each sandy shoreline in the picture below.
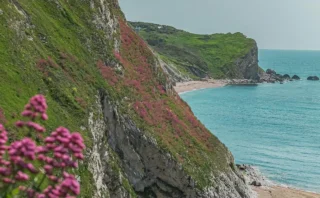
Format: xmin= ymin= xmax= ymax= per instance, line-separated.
xmin=173 ymin=79 xmax=258 ymax=93
xmin=253 ymin=186 xmax=320 ymax=198
xmin=174 ymin=80 xmax=227 ymax=93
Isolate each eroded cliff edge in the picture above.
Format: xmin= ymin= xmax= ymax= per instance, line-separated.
xmin=130 ymin=21 xmax=263 ymax=82
xmin=0 ymin=0 xmax=254 ymax=197
xmin=234 ymin=42 xmax=261 ymax=80
xmin=88 ymin=91 xmax=254 ymax=197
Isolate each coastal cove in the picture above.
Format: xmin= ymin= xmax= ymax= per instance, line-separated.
xmin=178 ymin=84 xmax=320 ymax=197
xmin=177 ymin=50 xmax=320 ymax=197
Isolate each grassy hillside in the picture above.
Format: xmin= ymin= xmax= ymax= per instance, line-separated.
xmin=0 ymin=0 xmax=243 ymax=196
xmin=0 ymin=0 xmax=128 ymax=196
xmin=130 ymin=21 xmax=257 ymax=79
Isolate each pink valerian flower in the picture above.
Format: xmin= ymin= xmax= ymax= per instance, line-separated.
xmin=0 ymin=124 xmax=8 ymax=145
xmin=0 ymin=167 xmax=11 ymax=176
xmin=40 ymin=172 xmax=80 ymax=197
xmin=0 ymin=95 xmax=85 ymax=197
xmin=15 ymin=171 xmax=29 ymax=181
xmin=0 ymin=159 xmax=9 ymax=166
xmin=3 ymin=178 xmax=14 ymax=184
xmin=0 ymin=124 xmax=11 ymax=177
xmin=43 ymin=127 xmax=85 ymax=168
xmin=60 ymin=172 xmax=80 ymax=195
xmin=21 ymin=95 xmax=48 ymax=120
xmin=0 ymin=124 xmax=8 ymax=157
xmin=26 ymin=121 xmax=45 ymax=132
xmin=69 ymin=133 xmax=85 ymax=160
xmin=43 ymin=164 xmax=53 ymax=175
xmin=15 ymin=121 xmax=46 ymax=133
xmin=9 ymin=138 xmax=37 ymax=162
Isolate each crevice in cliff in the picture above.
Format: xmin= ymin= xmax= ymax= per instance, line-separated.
xmin=97 ymin=90 xmax=254 ymax=198
xmin=99 ymin=91 xmax=198 ymax=197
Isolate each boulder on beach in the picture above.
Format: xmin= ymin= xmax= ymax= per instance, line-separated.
xmin=236 ymin=164 xmax=272 ymax=187
xmin=307 ymin=76 xmax=319 ymax=81
xmin=251 ymin=181 xmax=262 ymax=187
xmin=292 ymin=75 xmax=300 ymax=80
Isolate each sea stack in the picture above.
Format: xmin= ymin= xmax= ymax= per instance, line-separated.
xmin=292 ymin=75 xmax=300 ymax=80
xmin=307 ymin=76 xmax=319 ymax=81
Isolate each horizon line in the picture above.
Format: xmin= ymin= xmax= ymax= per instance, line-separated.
xmin=259 ymin=48 xmax=320 ymax=51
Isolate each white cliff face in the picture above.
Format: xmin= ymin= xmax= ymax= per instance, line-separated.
xmin=91 ymin=0 xmax=120 ymax=51
xmin=87 ymin=95 xmax=134 ymax=198
xmin=87 ymin=96 xmax=110 ymax=198
xmin=234 ymin=42 xmax=260 ymax=80
xmin=156 ymin=54 xmax=192 ymax=83
xmin=70 ymin=1 xmax=255 ymax=197
xmin=95 ymin=92 xmax=255 ymax=198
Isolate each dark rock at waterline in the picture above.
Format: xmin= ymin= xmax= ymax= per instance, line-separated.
xmin=292 ymin=75 xmax=300 ymax=80
xmin=307 ymin=76 xmax=319 ymax=81
xmin=237 ymin=164 xmax=246 ymax=170
xmin=237 ymin=164 xmax=273 ymax=187
xmin=261 ymin=69 xmax=301 ymax=83
xmin=275 ymin=74 xmax=283 ymax=81
xmin=266 ymin=69 xmax=276 ymax=75
xmin=250 ymin=181 xmax=262 ymax=187
xmin=283 ymin=74 xmax=291 ymax=79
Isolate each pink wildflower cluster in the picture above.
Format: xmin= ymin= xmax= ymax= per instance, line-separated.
xmin=0 ymin=95 xmax=85 ymax=198
xmin=22 ymin=95 xmax=48 ymax=121
xmin=16 ymin=95 xmax=48 ymax=133
xmin=41 ymin=172 xmax=80 ymax=197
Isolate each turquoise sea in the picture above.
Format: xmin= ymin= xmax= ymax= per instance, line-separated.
xmin=181 ymin=50 xmax=320 ymax=192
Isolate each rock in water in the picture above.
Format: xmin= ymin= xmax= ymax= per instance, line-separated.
xmin=307 ymin=76 xmax=320 ymax=81
xmin=266 ymin=69 xmax=276 ymax=75
xmin=283 ymin=74 xmax=291 ymax=79
xmin=292 ymin=75 xmax=300 ymax=80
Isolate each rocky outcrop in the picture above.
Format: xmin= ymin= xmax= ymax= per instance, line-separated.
xmin=87 ymin=95 xmax=134 ymax=198
xmin=307 ymin=76 xmax=319 ymax=81
xmin=292 ymin=75 xmax=300 ymax=80
xmin=237 ymin=164 xmax=273 ymax=188
xmin=156 ymin=54 xmax=192 ymax=83
xmin=283 ymin=74 xmax=291 ymax=79
xmin=234 ymin=42 xmax=260 ymax=80
xmin=260 ymin=69 xmax=301 ymax=83
xmin=99 ymin=91 xmax=254 ymax=198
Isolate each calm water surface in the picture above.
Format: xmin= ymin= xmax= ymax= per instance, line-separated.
xmin=181 ymin=50 xmax=320 ymax=192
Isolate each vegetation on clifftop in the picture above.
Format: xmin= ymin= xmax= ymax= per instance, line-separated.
xmin=103 ymin=19 xmax=232 ymax=188
xmin=0 ymin=0 xmax=122 ymax=196
xmin=130 ymin=21 xmax=258 ymax=79
xmin=1 ymin=0 xmax=238 ymax=195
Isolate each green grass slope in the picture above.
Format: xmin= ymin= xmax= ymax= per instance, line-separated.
xmin=130 ymin=21 xmax=258 ymax=79
xmin=0 ymin=0 xmax=129 ymax=196
xmin=0 ymin=0 xmax=241 ymax=196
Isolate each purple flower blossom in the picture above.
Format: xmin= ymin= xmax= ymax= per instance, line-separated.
xmin=9 ymin=138 xmax=37 ymax=162
xmin=0 ymin=167 xmax=11 ymax=176
xmin=3 ymin=178 xmax=14 ymax=184
xmin=0 ymin=95 xmax=84 ymax=197
xmin=21 ymin=95 xmax=48 ymax=121
xmin=44 ymin=172 xmax=80 ymax=197
xmin=15 ymin=171 xmax=29 ymax=181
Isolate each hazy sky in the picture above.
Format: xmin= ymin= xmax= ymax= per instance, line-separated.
xmin=119 ymin=0 xmax=320 ymax=50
